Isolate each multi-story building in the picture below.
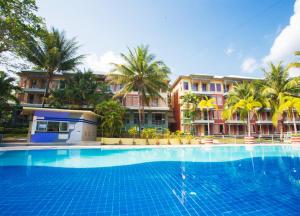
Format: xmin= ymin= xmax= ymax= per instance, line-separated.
xmin=17 ymin=70 xmax=170 ymax=132
xmin=110 ymin=84 xmax=170 ymax=132
xmin=170 ymin=74 xmax=288 ymax=136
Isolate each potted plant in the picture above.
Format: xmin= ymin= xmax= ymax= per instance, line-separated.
xmin=186 ymin=134 xmax=193 ymax=144
xmin=175 ymin=130 xmax=183 ymax=144
xmin=164 ymin=128 xmax=171 ymax=145
xmin=128 ymin=127 xmax=138 ymax=145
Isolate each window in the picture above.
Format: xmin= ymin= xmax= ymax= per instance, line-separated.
xmin=210 ymin=83 xmax=215 ymax=91
xmin=192 ymin=83 xmax=198 ymax=91
xmin=216 ymin=83 xmax=221 ymax=92
xmin=31 ymin=80 xmax=37 ymax=88
xmin=36 ymin=121 xmax=47 ymax=132
xmin=183 ymin=82 xmax=189 ymax=90
xmin=202 ymin=83 xmax=207 ymax=92
xmin=36 ymin=121 xmax=68 ymax=132
xmin=59 ymin=122 xmax=68 ymax=132
xmin=151 ymin=98 xmax=159 ymax=107
xmin=152 ymin=113 xmax=164 ymax=125
xmin=134 ymin=113 xmax=139 ymax=124
xmin=59 ymin=80 xmax=66 ymax=89
xmin=47 ymin=121 xmax=60 ymax=132
xmin=216 ymin=96 xmax=223 ymax=105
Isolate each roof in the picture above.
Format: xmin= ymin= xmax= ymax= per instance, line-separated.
xmin=171 ymin=74 xmax=261 ymax=89
xmin=22 ymin=107 xmax=99 ymax=117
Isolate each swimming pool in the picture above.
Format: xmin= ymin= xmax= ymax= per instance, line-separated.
xmin=0 ymin=145 xmax=300 ymax=215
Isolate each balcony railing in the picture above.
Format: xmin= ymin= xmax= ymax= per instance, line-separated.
xmin=152 ymin=120 xmax=165 ymax=125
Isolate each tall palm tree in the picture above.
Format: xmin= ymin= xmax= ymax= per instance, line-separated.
xmin=108 ymin=45 xmax=170 ymax=133
xmin=19 ymin=27 xmax=84 ymax=107
xmin=180 ymin=92 xmax=199 ymax=134
xmin=0 ymin=71 xmax=22 ymax=124
xmin=278 ymin=96 xmax=300 ymax=134
xmin=289 ymin=51 xmax=300 ymax=68
xmin=262 ymin=63 xmax=300 ymax=140
xmin=223 ymin=82 xmax=263 ymax=136
xmin=198 ymin=96 xmax=217 ymax=136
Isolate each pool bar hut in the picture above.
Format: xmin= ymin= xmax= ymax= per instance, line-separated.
xmin=23 ymin=107 xmax=98 ymax=143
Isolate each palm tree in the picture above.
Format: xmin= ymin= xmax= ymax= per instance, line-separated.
xmin=49 ymin=70 xmax=112 ymax=108
xmin=289 ymin=51 xmax=300 ymax=68
xmin=223 ymin=82 xmax=263 ymax=136
xmin=262 ymin=63 xmax=300 ymax=140
xmin=198 ymin=96 xmax=217 ymax=136
xmin=278 ymin=96 xmax=300 ymax=134
xmin=0 ymin=71 xmax=22 ymax=124
xmin=180 ymin=92 xmax=199 ymax=134
xmin=19 ymin=27 xmax=84 ymax=107
xmin=108 ymin=45 xmax=170 ymax=134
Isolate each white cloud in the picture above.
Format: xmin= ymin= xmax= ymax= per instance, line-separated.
xmin=225 ymin=45 xmax=234 ymax=56
xmin=241 ymin=57 xmax=258 ymax=73
xmin=263 ymin=0 xmax=300 ymax=63
xmin=289 ymin=67 xmax=300 ymax=77
xmin=85 ymin=51 xmax=123 ymax=73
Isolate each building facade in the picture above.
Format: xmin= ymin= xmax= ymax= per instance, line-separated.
xmin=17 ymin=71 xmax=170 ymax=133
xmin=110 ymin=85 xmax=170 ymax=132
xmin=170 ymin=74 xmax=297 ymax=136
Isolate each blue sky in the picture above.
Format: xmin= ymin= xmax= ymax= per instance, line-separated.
xmin=36 ymin=0 xmax=300 ymax=80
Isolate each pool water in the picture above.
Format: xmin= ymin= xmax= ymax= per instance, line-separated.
xmin=1 ymin=146 xmax=300 ymax=215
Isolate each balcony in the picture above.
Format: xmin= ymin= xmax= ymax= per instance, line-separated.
xmin=151 ymin=120 xmax=166 ymax=125
xmin=225 ymin=119 xmax=246 ymax=124
xmin=192 ymin=119 xmax=214 ymax=124
xmin=256 ymin=119 xmax=273 ymax=124
xmin=191 ymin=90 xmax=223 ymax=95
xmin=283 ymin=120 xmax=300 ymax=124
xmin=23 ymin=87 xmax=46 ymax=93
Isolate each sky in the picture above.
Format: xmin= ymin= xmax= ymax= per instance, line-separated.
xmin=36 ymin=0 xmax=300 ymax=80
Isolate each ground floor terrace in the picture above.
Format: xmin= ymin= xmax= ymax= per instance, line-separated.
xmin=124 ymin=110 xmax=169 ymax=132
xmin=183 ymin=123 xmax=300 ymax=136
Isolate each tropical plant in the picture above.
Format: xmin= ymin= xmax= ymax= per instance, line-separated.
xmin=49 ymin=70 xmax=112 ymax=108
xmin=128 ymin=127 xmax=138 ymax=145
xmin=185 ymin=134 xmax=193 ymax=144
xmin=180 ymin=92 xmax=199 ymax=134
xmin=175 ymin=130 xmax=183 ymax=144
xmin=198 ymin=96 xmax=218 ymax=136
xmin=141 ymin=128 xmax=156 ymax=144
xmin=0 ymin=71 xmax=22 ymax=125
xmin=278 ymin=96 xmax=300 ymax=134
xmin=108 ymin=45 xmax=170 ymax=134
xmin=95 ymin=100 xmax=125 ymax=137
xmin=262 ymin=63 xmax=300 ymax=140
xmin=0 ymin=0 xmax=44 ymax=55
xmin=289 ymin=51 xmax=300 ymax=68
xmin=223 ymin=82 xmax=262 ymax=137
xmin=19 ymin=27 xmax=84 ymax=107
xmin=163 ymin=128 xmax=171 ymax=145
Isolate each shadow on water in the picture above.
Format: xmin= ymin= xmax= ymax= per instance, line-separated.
xmin=1 ymin=157 xmax=300 ymax=215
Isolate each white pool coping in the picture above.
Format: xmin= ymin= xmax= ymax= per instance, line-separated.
xmin=0 ymin=143 xmax=298 ymax=151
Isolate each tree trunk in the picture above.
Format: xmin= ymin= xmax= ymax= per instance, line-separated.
xmin=42 ymin=75 xmax=52 ymax=108
xmin=207 ymin=109 xmax=210 ymax=135
xmin=138 ymin=91 xmax=143 ymax=137
xmin=292 ymin=111 xmax=297 ymax=134
xmin=247 ymin=111 xmax=251 ymax=137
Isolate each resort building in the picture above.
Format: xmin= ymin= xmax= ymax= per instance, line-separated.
xmin=22 ymin=107 xmax=98 ymax=143
xmin=17 ymin=70 xmax=171 ymax=133
xmin=110 ymin=84 xmax=171 ymax=132
xmin=17 ymin=70 xmax=106 ymax=108
xmin=170 ymin=74 xmax=292 ymax=136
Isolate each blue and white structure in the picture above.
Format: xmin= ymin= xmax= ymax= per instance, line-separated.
xmin=23 ymin=107 xmax=98 ymax=143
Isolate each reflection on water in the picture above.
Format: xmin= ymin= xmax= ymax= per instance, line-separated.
xmin=1 ymin=146 xmax=300 ymax=168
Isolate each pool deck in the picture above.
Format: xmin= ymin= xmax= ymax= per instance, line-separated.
xmin=0 ymin=142 xmax=298 ymax=151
